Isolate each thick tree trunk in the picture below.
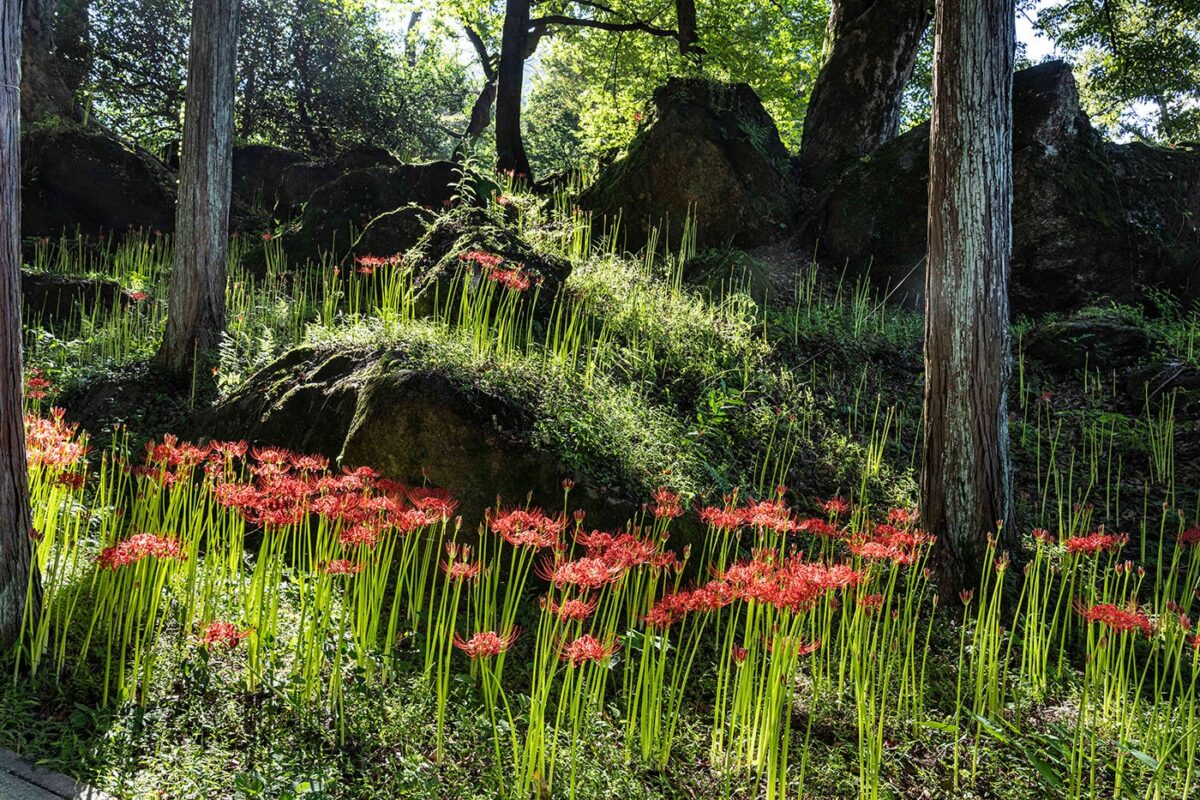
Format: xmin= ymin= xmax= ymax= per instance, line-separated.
xmin=20 ymin=0 xmax=75 ymax=121
xmin=1 ymin=0 xmax=33 ymax=648
xmin=157 ymin=0 xmax=238 ymax=378
xmin=495 ymin=0 xmax=531 ymax=180
xmin=921 ymin=0 xmax=1014 ymax=586
xmin=798 ymin=0 xmax=932 ymax=190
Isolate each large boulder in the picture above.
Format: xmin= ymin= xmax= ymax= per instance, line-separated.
xmin=20 ymin=270 xmax=132 ymax=323
xmin=192 ymin=347 xmax=640 ymax=532
xmin=815 ymin=61 xmax=1200 ymax=316
xmin=580 ymin=78 xmax=798 ymax=253
xmin=276 ymin=144 xmax=404 ymax=213
xmin=22 ymin=121 xmax=176 ymax=237
xmin=285 ymin=160 xmax=463 ymax=262
xmin=232 ymin=144 xmax=305 ymax=213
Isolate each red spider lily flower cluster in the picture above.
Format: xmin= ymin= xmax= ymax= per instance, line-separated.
xmin=453 ymin=629 xmax=520 ymax=659
xmin=97 ymin=533 xmax=185 ymax=570
xmin=1073 ymin=600 xmax=1155 ymax=638
xmin=25 ymin=410 xmax=88 ymax=469
xmin=490 ymin=507 xmax=566 ymax=549
xmin=858 ymin=593 xmax=885 ymax=612
xmin=200 ymin=620 xmax=250 ymax=649
xmin=847 ymin=523 xmax=934 ymax=565
xmin=696 ymin=495 xmax=795 ymax=533
xmin=355 ymin=254 xmax=403 ymax=274
xmin=457 ymin=249 xmax=532 ymax=292
xmin=537 ymin=556 xmax=622 ymax=590
xmin=650 ymin=487 xmax=683 ymax=519
xmin=542 ymin=595 xmax=597 ymax=621
xmin=324 ymin=559 xmax=363 ymax=576
xmin=730 ymin=643 xmax=748 ymax=664
xmin=560 ymin=634 xmax=620 ymax=666
xmin=821 ymin=497 xmax=851 ymax=518
xmin=25 ymin=369 xmax=53 ymax=400
xmin=55 ymin=472 xmax=86 ymax=491
xmin=1065 ymin=529 xmax=1129 ymax=556
xmin=1179 ymin=528 xmax=1200 ymax=546
xmin=442 ymin=558 xmax=485 ymax=582
xmin=645 ymin=552 xmax=862 ymax=627
xmin=205 ymin=445 xmax=454 ymax=539
xmin=574 ymin=530 xmax=674 ymax=572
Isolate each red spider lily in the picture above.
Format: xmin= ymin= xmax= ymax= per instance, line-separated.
xmin=1179 ymin=528 xmax=1200 ymax=546
xmin=458 ymin=249 xmax=504 ymax=270
xmin=487 ymin=264 xmax=532 ymax=292
xmin=127 ymin=290 xmax=149 ymax=302
xmin=145 ymin=435 xmax=209 ymax=468
xmin=577 ymin=530 xmax=658 ymax=570
xmin=537 ymin=556 xmax=621 ymax=589
xmin=1065 ymin=529 xmax=1129 ymax=556
xmin=699 ymin=504 xmax=748 ymax=530
xmin=200 ymin=620 xmax=249 ymax=649
xmin=407 ymin=487 xmax=459 ymax=520
xmin=490 ymin=507 xmax=566 ymax=549
xmin=209 ymin=440 xmax=248 ymax=460
xmin=795 ymin=638 xmax=823 ymax=657
xmin=1031 ymin=528 xmax=1054 ymax=545
xmin=848 ymin=523 xmax=934 ymax=565
xmin=820 ymin=497 xmax=851 ymax=518
xmin=97 ymin=533 xmax=185 ymax=570
xmin=650 ymin=487 xmax=683 ymax=519
xmin=559 ymin=634 xmax=620 ymax=666
xmin=858 ymin=593 xmax=885 ymax=612
xmin=1190 ymin=634 xmax=1200 ymax=651
xmin=324 ymin=559 xmax=363 ymax=575
xmin=1073 ymin=600 xmax=1155 ymax=637
xmin=442 ymin=559 xmax=485 ymax=582
xmin=55 ymin=472 xmax=85 ymax=490
xmin=340 ymin=522 xmax=384 ymax=549
xmin=543 ymin=595 xmax=598 ymax=621
xmin=730 ymin=644 xmax=748 ymax=664
xmin=26 ymin=373 xmax=53 ymax=400
xmin=960 ymin=589 xmax=975 ymax=604
xmin=742 ymin=498 xmax=794 ymax=532
xmin=453 ymin=629 xmax=520 ymax=659
xmin=795 ymin=517 xmax=843 ymax=538
xmin=24 ymin=411 xmax=88 ymax=469
xmin=290 ymin=453 xmax=329 ymax=473
xmin=887 ymin=507 xmax=916 ymax=527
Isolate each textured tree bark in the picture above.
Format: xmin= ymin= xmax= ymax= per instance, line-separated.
xmin=921 ymin=0 xmax=1014 ymax=586
xmin=157 ymin=0 xmax=238 ymax=378
xmin=494 ymin=0 xmax=532 ymax=180
xmin=20 ymin=0 xmax=75 ymax=121
xmin=1 ymin=0 xmax=34 ymax=647
xmin=798 ymin=0 xmax=932 ymax=191
xmin=676 ymin=0 xmax=699 ymax=54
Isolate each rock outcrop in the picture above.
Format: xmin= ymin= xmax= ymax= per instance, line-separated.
xmin=22 ymin=121 xmax=176 ymax=237
xmin=20 ymin=270 xmax=132 ymax=323
xmin=193 ymin=347 xmax=639 ymax=532
xmin=815 ymin=61 xmax=1200 ymax=316
xmin=232 ymin=144 xmax=305 ymax=213
xmin=581 ymin=78 xmax=798 ymax=253
xmin=284 ymin=160 xmax=467 ymax=263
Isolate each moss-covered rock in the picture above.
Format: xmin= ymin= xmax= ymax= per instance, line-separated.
xmin=232 ymin=144 xmax=305 ymax=213
xmin=403 ymin=206 xmax=571 ymax=310
xmin=815 ymin=60 xmax=1200 ymax=316
xmin=580 ymin=78 xmax=798 ymax=254
xmin=22 ymin=120 xmax=177 ymax=237
xmin=1024 ymin=311 xmax=1153 ymax=372
xmin=193 ymin=346 xmax=641 ymax=533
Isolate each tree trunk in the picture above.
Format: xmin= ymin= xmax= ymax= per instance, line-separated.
xmin=20 ymin=0 xmax=75 ymax=121
xmin=676 ymin=0 xmax=699 ymax=55
xmin=157 ymin=0 xmax=238 ymax=378
xmin=495 ymin=0 xmax=531 ymax=180
xmin=921 ymin=0 xmax=1014 ymax=587
xmin=1 ymin=0 xmax=33 ymax=648
xmin=797 ymin=0 xmax=932 ymax=190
